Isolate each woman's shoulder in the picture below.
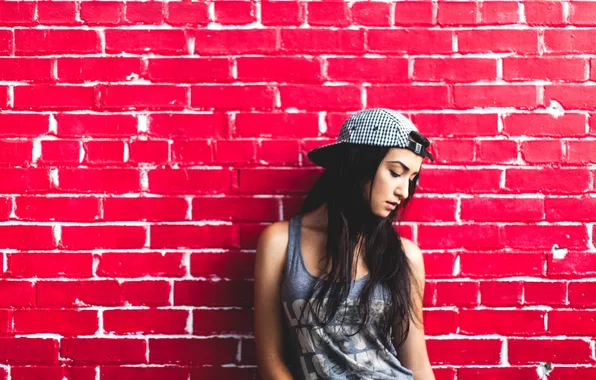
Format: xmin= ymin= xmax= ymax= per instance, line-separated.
xmin=256 ymin=219 xmax=291 ymax=274
xmin=399 ymin=237 xmax=425 ymax=273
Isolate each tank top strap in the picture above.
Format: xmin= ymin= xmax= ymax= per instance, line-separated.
xmin=285 ymin=213 xmax=304 ymax=277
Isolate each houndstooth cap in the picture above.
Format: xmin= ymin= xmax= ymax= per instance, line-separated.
xmin=307 ymin=108 xmax=434 ymax=167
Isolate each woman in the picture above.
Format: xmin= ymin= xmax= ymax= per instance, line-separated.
xmin=254 ymin=108 xmax=435 ymax=380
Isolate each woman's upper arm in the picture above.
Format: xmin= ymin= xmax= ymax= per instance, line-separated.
xmin=396 ymin=238 xmax=435 ymax=380
xmin=253 ymin=221 xmax=293 ymax=380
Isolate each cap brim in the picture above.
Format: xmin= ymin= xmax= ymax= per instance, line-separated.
xmin=307 ymin=142 xmax=346 ymax=167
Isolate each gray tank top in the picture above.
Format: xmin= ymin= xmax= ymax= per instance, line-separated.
xmin=280 ymin=214 xmax=414 ymax=380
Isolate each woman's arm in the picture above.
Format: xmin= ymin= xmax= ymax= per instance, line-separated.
xmin=396 ymin=238 xmax=435 ymax=380
xmin=254 ymin=221 xmax=294 ymax=380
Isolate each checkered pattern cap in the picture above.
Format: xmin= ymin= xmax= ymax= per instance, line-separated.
xmin=307 ymin=108 xmax=434 ymax=167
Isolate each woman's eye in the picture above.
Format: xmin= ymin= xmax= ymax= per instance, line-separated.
xmin=390 ymin=170 xmax=401 ymax=178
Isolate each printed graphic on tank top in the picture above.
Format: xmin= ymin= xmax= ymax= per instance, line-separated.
xmin=281 ymin=214 xmax=414 ymax=380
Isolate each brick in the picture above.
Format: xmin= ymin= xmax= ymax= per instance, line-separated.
xmin=0 ymin=58 xmax=52 ymax=81
xmin=567 ymin=140 xmax=596 ymax=163
xmin=396 ymin=2 xmax=434 ymax=25
xmin=191 ymin=85 xmax=274 ymax=110
xmin=417 ymin=168 xmax=502 ymax=194
xmin=101 ymin=367 xmax=187 ymax=380
xmin=438 ymin=2 xmax=477 ymax=26
xmin=480 ymin=281 xmax=523 ymax=306
xmin=104 ymin=310 xmax=188 ymax=335
xmin=150 ymin=224 xmax=234 ymax=249
xmin=14 ymin=310 xmax=98 ymax=336
xmin=237 ymin=168 xmax=319 ymax=193
xmin=509 ymin=339 xmax=592 ymax=364
xmin=568 ymin=282 xmax=596 ymax=306
xmin=0 ymin=86 xmax=7 ymax=108
xmin=39 ymin=140 xmax=81 ymax=165
xmin=423 ymin=281 xmax=436 ymax=307
xmin=548 ymin=253 xmax=596 ymax=278
xmin=61 ymin=338 xmax=146 ymax=364
xmin=307 ymin=2 xmax=350 ymax=27
xmin=0 ymin=338 xmax=58 ymax=364
xmin=174 ymin=280 xmax=253 ymax=307
xmin=524 ymin=281 xmax=566 ymax=306
xmin=195 ymin=30 xmax=277 ymax=55
xmin=474 ymin=139 xmax=518 ymax=163
xmin=147 ymin=58 xmax=230 ymax=83
xmin=80 ymin=2 xmax=124 ymax=25
xmin=504 ymin=57 xmax=587 ymax=82
xmin=238 ymin=57 xmax=321 ymax=83
xmin=402 ymin=197 xmax=457 ymax=222
xmin=423 ymin=310 xmax=458 ymax=335
xmin=368 ymin=29 xmax=452 ymax=54
xmin=0 ymin=3 xmax=36 ymax=25
xmin=0 ymin=169 xmax=51 ymax=193
xmin=419 ymin=225 xmax=501 ymax=250
xmin=460 ymin=253 xmax=544 ymax=278
xmin=0 ymin=281 xmax=34 ymax=307
xmin=434 ymin=368 xmax=457 ymax=380
xmin=427 ymin=339 xmax=501 ymax=365
xmin=105 ymin=29 xmax=187 ymax=55
xmin=480 ymin=1 xmax=519 ymax=25
xmin=545 ymin=29 xmax=596 ymax=53
xmin=503 ymin=225 xmax=588 ymax=250
xmin=166 ymin=2 xmax=209 ymax=25
xmin=239 ymin=223 xmax=267 ymax=250
xmin=351 ymin=2 xmax=390 ymax=26
xmin=147 ymin=168 xmax=231 ymax=194
xmin=549 ymin=310 xmax=596 ymax=335
xmin=412 ymin=113 xmax=498 ymax=137
xmin=327 ymin=57 xmax=408 ymax=83
xmin=461 ymin=197 xmax=543 ymax=222
xmin=171 ymin=140 xmax=212 ymax=165
xmin=280 ymin=85 xmax=361 ymax=111
xmin=121 ymin=281 xmax=171 ymax=306
xmin=100 ymin=85 xmax=186 ymax=111
xmin=0 ymin=31 xmax=11 ymax=56
xmin=459 ymin=367 xmax=546 ymax=380
xmin=129 ymin=140 xmax=169 ymax=164
xmin=15 ymin=196 xmax=99 ymax=222
xmin=0 ymin=140 xmax=33 ymax=165
xmin=214 ymin=1 xmax=256 ymax=25
xmin=58 ymin=168 xmax=140 ymax=193
xmin=37 ymin=2 xmax=79 ymax=25
xmin=148 ymin=113 xmax=227 ymax=138
xmin=36 ymin=280 xmax=123 ymax=307
xmin=61 ymin=226 xmax=146 ymax=250
xmin=11 ymin=367 xmax=95 ymax=380
xmin=435 ymin=281 xmax=479 ymax=306
xmin=98 ymin=252 xmax=185 ymax=278
xmin=280 ymin=29 xmax=364 ymax=54
xmin=193 ymin=309 xmax=253 ymax=335
xmin=457 ymin=29 xmax=538 ymax=53
xmin=460 ymin=309 xmax=545 ymax=335
xmin=453 ymin=85 xmax=538 ymax=109
xmin=545 ymin=84 xmax=596 ymax=109
xmin=367 ymin=85 xmax=449 ymax=109
xmin=0 ymin=198 xmax=11 ymax=220
xmin=548 ymin=368 xmax=596 ymax=380
xmin=15 ymin=29 xmax=100 ymax=55
xmin=569 ymin=2 xmax=596 ymax=25
xmin=235 ymin=112 xmax=318 ymax=138
xmin=505 ymin=168 xmax=590 ymax=193
xmin=214 ymin=140 xmax=255 ymax=164
xmin=83 ymin=140 xmax=125 ymax=164
xmin=525 ymin=1 xmax=565 ymax=26
xmin=149 ymin=338 xmax=237 ymax=365
xmin=261 ymin=1 xmax=304 ymax=26
xmin=56 ymin=114 xmax=138 ymax=137
xmin=103 ymin=197 xmax=187 ymax=222
xmin=0 ymin=114 xmax=49 ymax=136
xmin=545 ymin=197 xmax=596 ymax=221
xmin=430 ymin=139 xmax=475 ymax=163
xmin=521 ymin=140 xmax=564 ymax=163
xmin=125 ymin=2 xmax=164 ymax=24
xmin=503 ymin=113 xmax=587 ymax=137
xmin=13 ymin=85 xmax=95 ymax=110
xmin=190 ymin=252 xmax=255 ymax=279
xmin=259 ymin=140 xmax=300 ymax=164
xmin=413 ymin=58 xmax=497 ymax=83
xmin=7 ymin=253 xmax=92 ymax=278
xmin=0 ymin=226 xmax=54 ymax=250
xmin=58 ymin=57 xmax=143 ymax=82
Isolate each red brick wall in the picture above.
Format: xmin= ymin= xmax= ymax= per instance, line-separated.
xmin=0 ymin=1 xmax=595 ymax=379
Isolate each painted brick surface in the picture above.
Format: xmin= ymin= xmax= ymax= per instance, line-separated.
xmin=0 ymin=1 xmax=594 ymax=379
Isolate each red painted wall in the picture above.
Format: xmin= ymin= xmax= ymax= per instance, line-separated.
xmin=0 ymin=1 xmax=594 ymax=379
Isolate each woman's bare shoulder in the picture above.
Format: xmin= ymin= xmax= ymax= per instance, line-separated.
xmin=256 ymin=220 xmax=291 ymax=272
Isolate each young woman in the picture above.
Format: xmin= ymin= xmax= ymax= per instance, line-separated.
xmin=254 ymin=109 xmax=436 ymax=380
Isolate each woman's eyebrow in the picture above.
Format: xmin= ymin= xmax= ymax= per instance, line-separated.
xmin=388 ymin=160 xmax=410 ymax=172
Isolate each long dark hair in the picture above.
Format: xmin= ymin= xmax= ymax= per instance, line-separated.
xmin=298 ymin=130 xmax=430 ymax=349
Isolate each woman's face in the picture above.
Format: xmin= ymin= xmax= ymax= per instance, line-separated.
xmin=365 ymin=147 xmax=424 ymax=218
